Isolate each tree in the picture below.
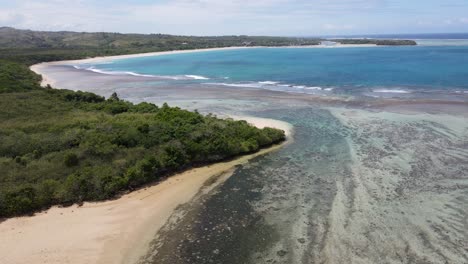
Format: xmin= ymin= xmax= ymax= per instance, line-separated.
xmin=109 ymin=92 xmax=120 ymax=101
xmin=64 ymin=153 xmax=79 ymax=167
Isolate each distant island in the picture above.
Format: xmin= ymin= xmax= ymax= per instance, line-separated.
xmin=0 ymin=27 xmax=416 ymax=65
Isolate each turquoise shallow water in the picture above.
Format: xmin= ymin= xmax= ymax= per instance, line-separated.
xmin=79 ymin=45 xmax=468 ymax=96
xmin=139 ymin=106 xmax=468 ymax=264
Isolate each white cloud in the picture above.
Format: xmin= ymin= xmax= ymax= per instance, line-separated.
xmin=0 ymin=0 xmax=388 ymax=34
xmin=416 ymin=20 xmax=432 ymax=26
xmin=0 ymin=10 xmax=25 ymax=25
xmin=459 ymin=18 xmax=468 ymax=24
xmin=442 ymin=17 xmax=468 ymax=26
xmin=0 ymin=1 xmax=120 ymax=31
xmin=323 ymin=23 xmax=355 ymax=30
xmin=1 ymin=0 xmax=467 ymax=35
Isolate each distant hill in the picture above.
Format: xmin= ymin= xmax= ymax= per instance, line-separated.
xmin=0 ymin=27 xmax=320 ymax=49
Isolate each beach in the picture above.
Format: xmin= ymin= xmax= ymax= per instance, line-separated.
xmin=0 ymin=116 xmax=292 ymax=264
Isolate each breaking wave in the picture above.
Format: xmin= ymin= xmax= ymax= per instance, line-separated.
xmin=204 ymin=81 xmax=334 ymax=94
xmin=72 ymin=65 xmax=210 ymax=80
xmin=372 ymin=88 xmax=411 ymax=94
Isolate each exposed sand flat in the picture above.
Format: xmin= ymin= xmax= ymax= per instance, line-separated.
xmin=0 ymin=118 xmax=293 ymax=264
xmin=230 ymin=115 xmax=294 ymax=138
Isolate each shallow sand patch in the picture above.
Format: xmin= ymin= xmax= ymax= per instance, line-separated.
xmin=230 ymin=115 xmax=294 ymax=138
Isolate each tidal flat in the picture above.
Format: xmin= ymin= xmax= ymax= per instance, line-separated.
xmin=136 ymin=106 xmax=467 ymax=264
xmin=30 ymin=53 xmax=468 ymax=264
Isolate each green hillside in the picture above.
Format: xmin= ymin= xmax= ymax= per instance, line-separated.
xmin=0 ymin=27 xmax=319 ymax=49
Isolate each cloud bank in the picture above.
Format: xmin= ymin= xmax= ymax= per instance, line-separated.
xmin=1 ymin=0 xmax=467 ymax=35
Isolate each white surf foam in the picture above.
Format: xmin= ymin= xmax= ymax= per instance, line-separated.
xmin=373 ymin=89 xmax=411 ymax=94
xmin=204 ymin=81 xmax=333 ymax=94
xmin=258 ymin=81 xmax=280 ymax=85
xmin=185 ymin=75 xmax=210 ymax=80
xmin=209 ymin=82 xmax=265 ymax=88
xmin=304 ymin=87 xmax=323 ymax=90
xmin=72 ymin=65 xmax=210 ymax=80
xmin=73 ymin=65 xmax=157 ymax=77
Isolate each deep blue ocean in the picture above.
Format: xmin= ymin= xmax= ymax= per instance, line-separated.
xmin=78 ymin=40 xmax=468 ymax=97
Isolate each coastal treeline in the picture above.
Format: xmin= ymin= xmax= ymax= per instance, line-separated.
xmin=0 ymin=60 xmax=286 ymax=217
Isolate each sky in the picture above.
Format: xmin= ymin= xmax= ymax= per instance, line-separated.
xmin=0 ymin=0 xmax=468 ymax=36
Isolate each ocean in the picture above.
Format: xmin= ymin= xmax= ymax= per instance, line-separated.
xmin=42 ymin=37 xmax=468 ymax=264
xmin=77 ymin=44 xmax=468 ymax=100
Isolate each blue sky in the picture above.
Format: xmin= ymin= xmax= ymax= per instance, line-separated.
xmin=0 ymin=0 xmax=467 ymax=35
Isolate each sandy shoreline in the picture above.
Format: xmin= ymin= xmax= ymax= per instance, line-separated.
xmin=30 ymin=44 xmax=378 ymax=87
xmin=0 ymin=117 xmax=292 ymax=264
xmin=31 ymin=63 xmax=58 ymax=87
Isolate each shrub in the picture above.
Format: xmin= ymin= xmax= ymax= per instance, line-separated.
xmin=64 ymin=153 xmax=79 ymax=167
xmin=2 ymin=186 xmax=38 ymax=216
xmin=63 ymin=172 xmax=95 ymax=202
xmin=37 ymin=179 xmax=60 ymax=205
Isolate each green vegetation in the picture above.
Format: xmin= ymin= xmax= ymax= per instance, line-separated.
xmin=0 ymin=60 xmax=285 ymax=218
xmin=0 ymin=60 xmax=42 ymax=93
